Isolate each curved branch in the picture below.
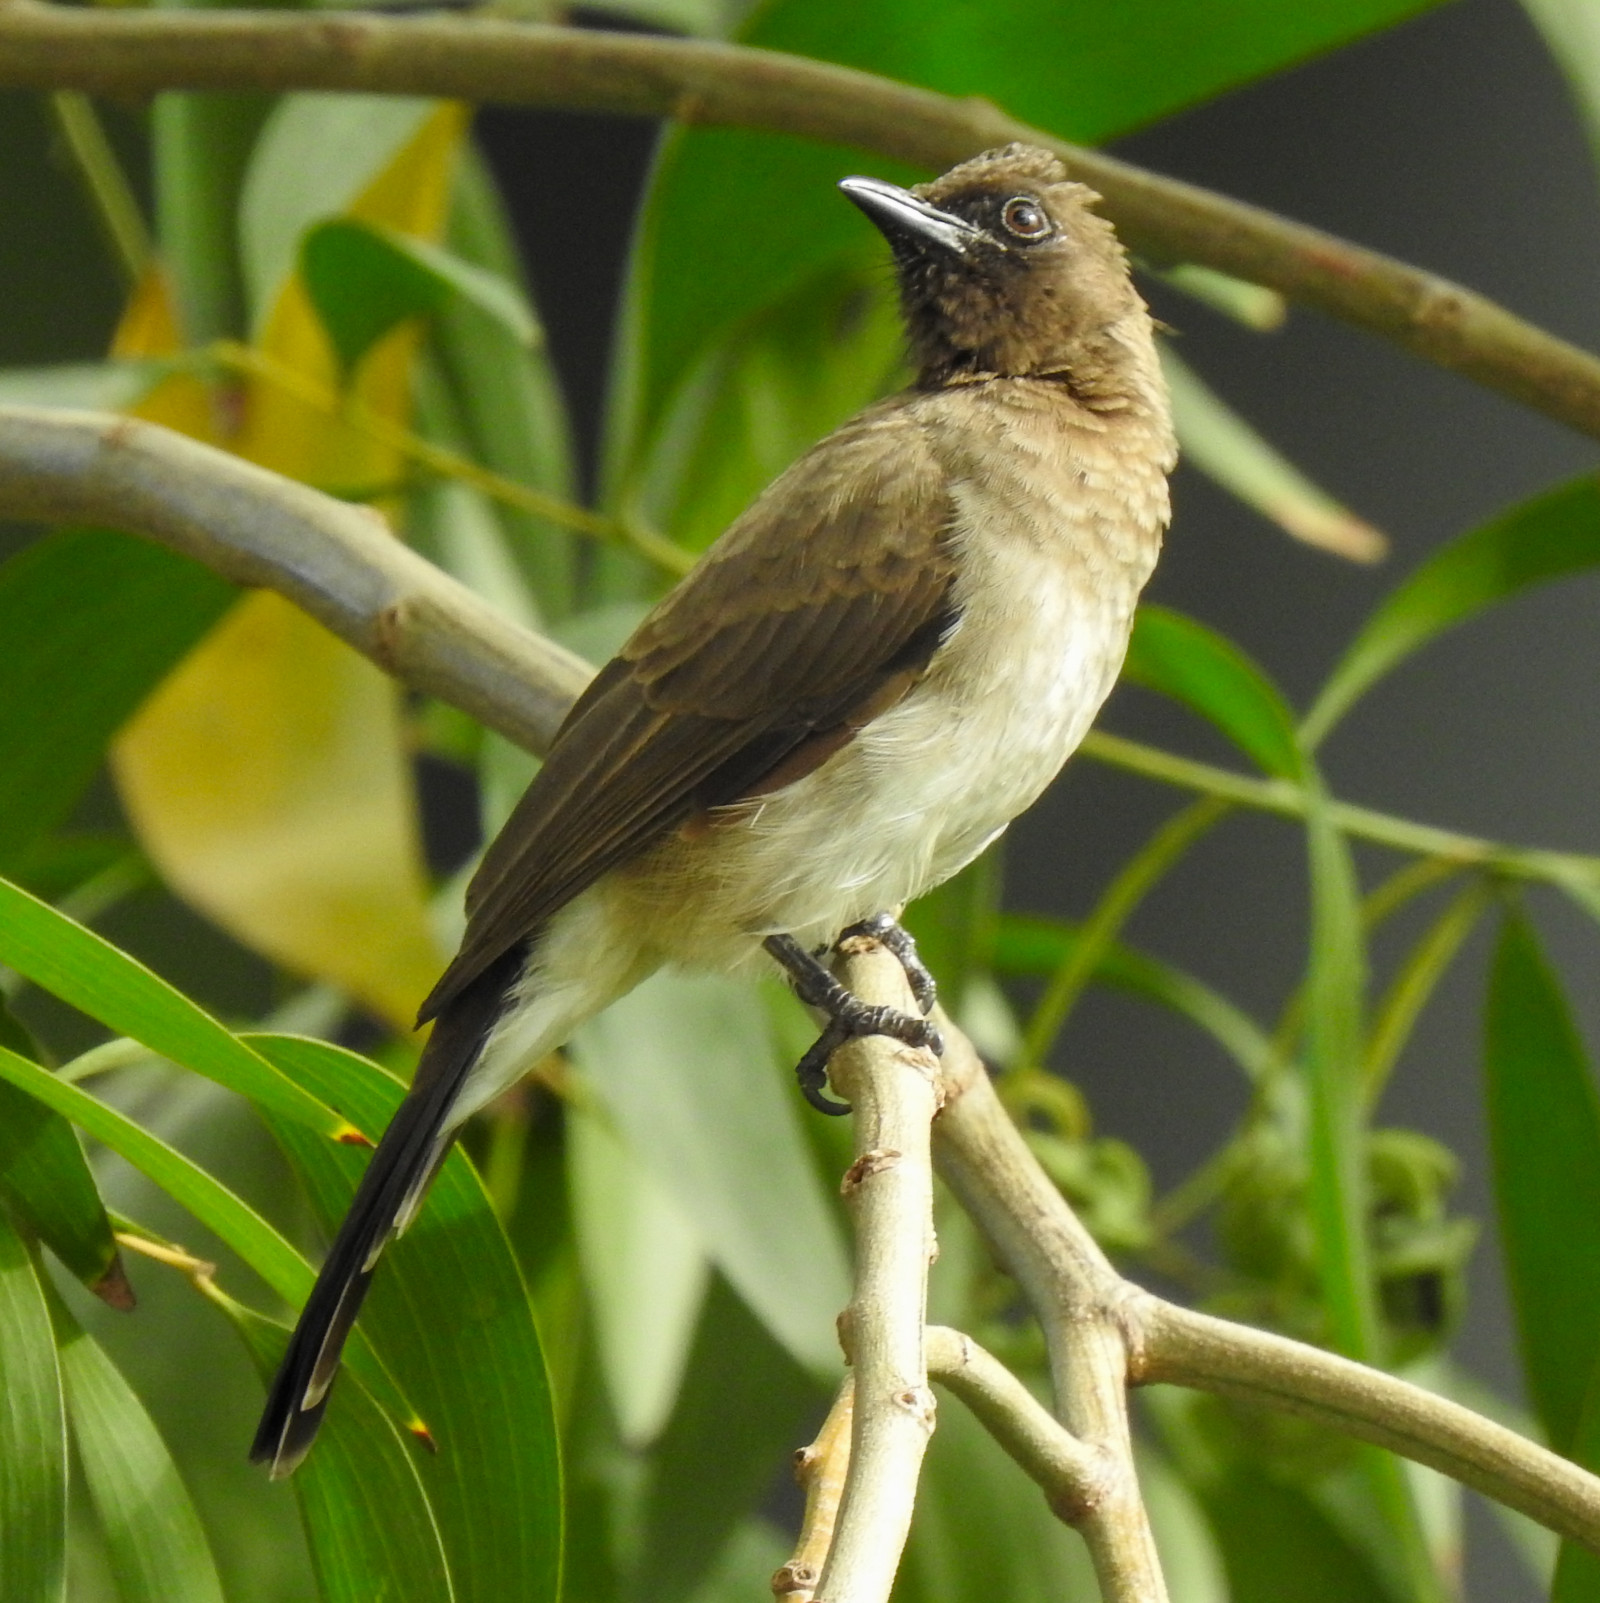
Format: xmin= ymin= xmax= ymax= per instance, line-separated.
xmin=1135 ymin=1297 xmax=1600 ymax=1554
xmin=925 ymin=1325 xmax=1113 ymax=1523
xmin=0 ymin=3 xmax=1599 ymax=440
xmin=0 ymin=404 xmax=591 ymax=755
xmin=930 ymin=1033 xmax=1600 ymax=1560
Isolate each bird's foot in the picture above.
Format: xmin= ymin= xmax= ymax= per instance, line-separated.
xmin=839 ymin=913 xmax=937 ymax=1015
xmin=764 ymin=927 xmax=944 ymax=1117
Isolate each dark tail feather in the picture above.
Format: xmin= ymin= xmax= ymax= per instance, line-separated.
xmin=250 ymin=948 xmax=524 ymax=1477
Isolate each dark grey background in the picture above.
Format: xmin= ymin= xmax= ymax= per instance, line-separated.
xmin=3 ymin=1 xmax=1596 ymax=1595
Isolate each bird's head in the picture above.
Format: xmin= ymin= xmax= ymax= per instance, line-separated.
xmin=841 ymin=144 xmax=1156 ymax=403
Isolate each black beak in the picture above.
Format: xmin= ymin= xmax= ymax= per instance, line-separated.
xmin=839 ymin=176 xmax=986 ymax=257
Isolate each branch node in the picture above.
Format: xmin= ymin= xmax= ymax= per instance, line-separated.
xmin=841 ymin=1146 xmax=902 ymax=1194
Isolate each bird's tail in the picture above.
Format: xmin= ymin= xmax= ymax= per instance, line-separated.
xmin=250 ymin=947 xmax=524 ymax=1478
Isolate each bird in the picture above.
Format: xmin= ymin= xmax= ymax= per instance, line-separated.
xmin=251 ymin=141 xmax=1176 ymax=1476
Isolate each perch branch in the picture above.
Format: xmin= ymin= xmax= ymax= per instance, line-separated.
xmin=0 ymin=4 xmax=1598 ymax=440
xmin=774 ymin=1376 xmax=855 ymax=1603
xmin=7 ymin=407 xmax=1600 ymax=1584
xmin=816 ymin=937 xmax=943 ymax=1603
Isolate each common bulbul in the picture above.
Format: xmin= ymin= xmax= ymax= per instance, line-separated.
xmin=252 ymin=142 xmax=1176 ymax=1475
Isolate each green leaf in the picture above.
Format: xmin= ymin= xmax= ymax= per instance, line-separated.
xmin=630 ymin=258 xmax=905 ymax=552
xmin=0 ymin=529 xmax=235 ymax=873
xmin=570 ymin=971 xmax=851 ymax=1375
xmin=1484 ymin=910 xmax=1600 ymax=1454
xmin=638 ymin=1274 xmax=823 ymax=1603
xmin=1304 ymin=475 xmax=1600 ymax=745
xmin=0 ymin=873 xmax=357 ymax=1140
xmin=1300 ymin=783 xmax=1441 ymax=1594
xmin=248 ymin=1033 xmax=561 ymax=1603
xmin=0 ymin=1207 xmax=66 ymax=1603
xmin=1124 ymin=605 xmax=1304 ymax=779
xmin=0 ymin=1042 xmax=308 ymax=1303
xmin=154 ymin=89 xmax=277 ymax=343
xmin=239 ymin=93 xmax=440 ymax=325
xmin=610 ymin=0 xmax=1446 ymax=476
xmin=303 ymin=217 xmax=538 ymax=378
xmin=0 ymin=1040 xmax=413 ymax=1426
xmin=429 ymin=146 xmax=578 ymax=620
xmin=0 ymin=1073 xmax=125 ymax=1304
xmin=1301 ymin=779 xmax=1376 ymax=1359
xmin=214 ymin=1289 xmax=455 ymax=1603
xmin=1161 ymin=347 xmax=1386 ymax=563
xmin=46 ymin=1285 xmax=225 ymax=1603
xmin=568 ymin=1103 xmax=709 ymax=1448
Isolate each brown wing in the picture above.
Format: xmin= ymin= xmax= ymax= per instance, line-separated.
xmin=417 ymin=402 xmax=959 ymax=1023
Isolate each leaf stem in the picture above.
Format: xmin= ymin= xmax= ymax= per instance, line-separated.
xmin=1013 ymin=796 xmax=1231 ymax=1077
xmin=1080 ymin=729 xmax=1600 ymax=891
xmin=46 ymin=91 xmax=152 ymax=286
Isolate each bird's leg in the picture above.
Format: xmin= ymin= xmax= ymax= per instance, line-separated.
xmin=764 ymin=929 xmax=944 ymax=1117
xmin=839 ymin=913 xmax=937 ymax=1015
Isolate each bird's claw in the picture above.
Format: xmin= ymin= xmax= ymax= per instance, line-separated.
xmin=765 ymin=921 xmax=944 ymax=1116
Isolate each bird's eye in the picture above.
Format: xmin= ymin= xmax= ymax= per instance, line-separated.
xmin=1001 ymin=196 xmax=1051 ymax=240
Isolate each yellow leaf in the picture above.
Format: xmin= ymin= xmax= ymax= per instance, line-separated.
xmin=112 ymin=103 xmax=468 ymax=1031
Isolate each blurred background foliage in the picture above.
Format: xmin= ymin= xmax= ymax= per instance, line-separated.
xmin=3 ymin=0 xmax=1600 ymax=1598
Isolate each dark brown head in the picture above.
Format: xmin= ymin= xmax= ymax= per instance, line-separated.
xmin=841 ymin=144 xmax=1158 ymax=404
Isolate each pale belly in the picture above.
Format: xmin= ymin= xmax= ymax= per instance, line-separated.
xmin=611 ymin=525 xmax=1148 ymax=970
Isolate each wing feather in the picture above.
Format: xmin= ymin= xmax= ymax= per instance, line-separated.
xmin=419 ymin=403 xmax=957 ymax=1023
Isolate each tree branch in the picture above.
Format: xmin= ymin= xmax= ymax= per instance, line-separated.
xmin=932 ymin=1024 xmax=1167 ymax=1601
xmin=929 ymin=1029 xmax=1600 ymax=1561
xmin=0 ymin=3 xmax=1598 ymax=441
xmin=925 ymin=1325 xmax=1113 ymax=1523
xmin=0 ymin=404 xmax=590 ymax=754
xmin=1135 ymin=1297 xmax=1600 ymax=1554
xmin=817 ymin=938 xmax=943 ymax=1603
xmin=774 ymin=1377 xmax=855 ymax=1603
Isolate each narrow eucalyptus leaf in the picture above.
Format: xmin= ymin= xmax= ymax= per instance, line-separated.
xmin=1484 ymin=910 xmax=1600 ymax=1455
xmin=0 ymin=1208 xmax=66 ymax=1603
xmin=47 ymin=1286 xmax=224 ymax=1603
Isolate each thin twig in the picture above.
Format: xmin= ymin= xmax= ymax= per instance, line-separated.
xmin=819 ymin=937 xmax=943 ymax=1603
xmin=924 ymin=1325 xmax=1112 ymax=1522
xmin=2 ymin=4 xmax=1599 ymax=440
xmin=205 ymin=341 xmax=693 ymax=575
xmin=1080 ymin=729 xmax=1600 ymax=889
xmin=1134 ymin=1296 xmax=1600 ymax=1554
xmin=46 ymin=90 xmax=152 ymax=285
xmin=774 ymin=1376 xmax=855 ymax=1603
